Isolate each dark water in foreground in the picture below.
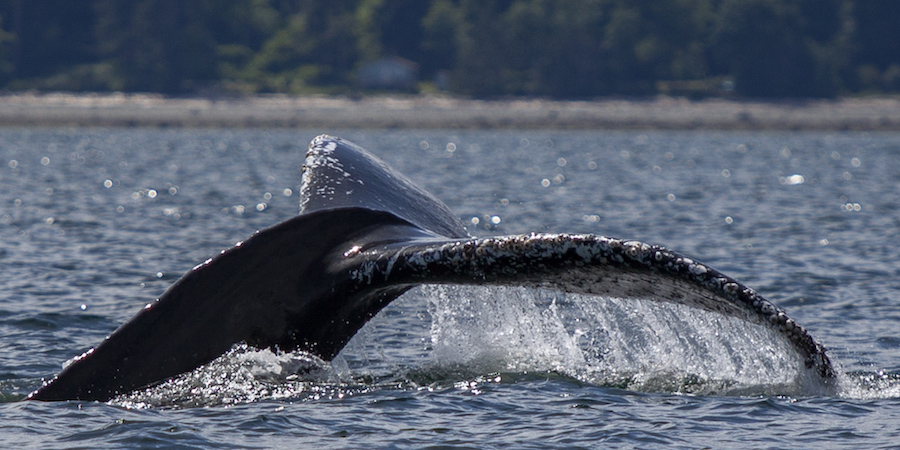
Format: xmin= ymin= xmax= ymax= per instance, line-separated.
xmin=2 ymin=128 xmax=899 ymax=448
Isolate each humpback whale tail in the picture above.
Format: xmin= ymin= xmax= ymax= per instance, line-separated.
xmin=28 ymin=135 xmax=834 ymax=402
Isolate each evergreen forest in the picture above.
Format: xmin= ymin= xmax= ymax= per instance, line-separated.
xmin=0 ymin=0 xmax=898 ymax=99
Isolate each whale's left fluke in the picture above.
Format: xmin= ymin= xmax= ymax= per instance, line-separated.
xmin=29 ymin=135 xmax=833 ymax=402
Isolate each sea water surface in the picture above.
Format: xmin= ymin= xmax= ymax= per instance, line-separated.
xmin=1 ymin=127 xmax=899 ymax=448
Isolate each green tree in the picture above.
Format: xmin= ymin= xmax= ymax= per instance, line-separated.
xmin=426 ymin=0 xmax=715 ymax=98
xmin=0 ymin=14 xmax=15 ymax=85
xmin=0 ymin=1 xmax=104 ymax=89
xmin=238 ymin=0 xmax=361 ymax=92
xmin=508 ymin=0 xmax=611 ymax=96
xmin=421 ymin=0 xmax=462 ymax=76
xmin=713 ymin=0 xmax=848 ymax=97
xmin=0 ymin=0 xmax=895 ymax=98
xmin=439 ymin=0 xmax=516 ymax=97
xmin=850 ymin=0 xmax=900 ymax=92
xmin=93 ymin=0 xmax=220 ymax=93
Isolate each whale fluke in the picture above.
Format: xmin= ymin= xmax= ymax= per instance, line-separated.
xmin=29 ymin=135 xmax=833 ymax=402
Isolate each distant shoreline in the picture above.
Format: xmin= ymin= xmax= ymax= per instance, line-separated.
xmin=1 ymin=92 xmax=899 ymax=131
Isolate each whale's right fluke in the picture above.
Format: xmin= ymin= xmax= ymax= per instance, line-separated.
xmin=335 ymin=232 xmax=835 ymax=379
xmin=29 ymin=135 xmax=833 ymax=402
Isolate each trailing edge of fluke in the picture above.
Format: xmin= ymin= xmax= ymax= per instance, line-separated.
xmin=28 ymin=135 xmax=834 ymax=402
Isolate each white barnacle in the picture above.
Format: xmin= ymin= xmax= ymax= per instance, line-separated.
xmin=608 ymin=239 xmax=623 ymax=251
xmin=705 ymin=277 xmax=724 ymax=290
xmin=784 ymin=319 xmax=796 ymax=331
xmin=439 ymin=242 xmax=456 ymax=257
xmin=629 ymin=242 xmax=652 ymax=261
xmin=689 ymin=264 xmax=708 ymax=276
xmin=624 ymin=243 xmax=640 ymax=258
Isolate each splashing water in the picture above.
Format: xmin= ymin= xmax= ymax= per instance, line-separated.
xmin=115 ymin=345 xmax=354 ymax=409
xmin=423 ymin=285 xmax=825 ymax=396
xmin=418 ymin=286 xmax=900 ymax=400
xmin=114 ymin=284 xmax=866 ymax=408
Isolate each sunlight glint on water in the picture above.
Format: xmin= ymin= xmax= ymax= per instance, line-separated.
xmin=5 ymin=129 xmax=900 ymax=448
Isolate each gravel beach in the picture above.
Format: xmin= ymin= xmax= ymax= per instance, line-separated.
xmin=1 ymin=92 xmax=898 ymax=130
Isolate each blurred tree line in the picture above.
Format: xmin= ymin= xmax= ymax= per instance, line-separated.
xmin=0 ymin=0 xmax=897 ymax=98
